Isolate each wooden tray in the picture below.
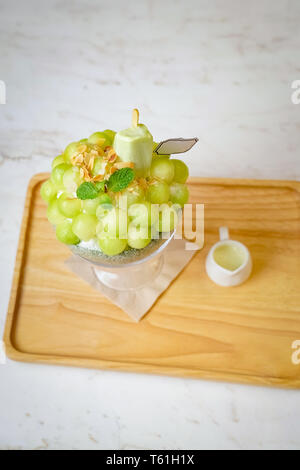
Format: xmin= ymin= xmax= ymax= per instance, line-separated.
xmin=4 ymin=174 xmax=300 ymax=388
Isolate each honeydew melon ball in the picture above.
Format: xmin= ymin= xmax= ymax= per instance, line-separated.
xmin=127 ymin=223 xmax=151 ymax=250
xmin=82 ymin=195 xmax=104 ymax=215
xmin=152 ymin=153 xmax=171 ymax=161
xmin=58 ymin=193 xmax=82 ymax=218
xmin=63 ymin=166 xmax=84 ymax=193
xmin=91 ymin=157 xmax=105 ymax=177
xmin=101 ymin=208 xmax=128 ymax=239
xmin=150 ymin=157 xmax=174 ymax=184
xmin=40 ymin=179 xmax=57 ymax=204
xmin=96 ymin=220 xmax=104 ymax=237
xmin=98 ymin=234 xmax=128 ymax=256
xmin=52 ymin=155 xmax=66 ymax=169
xmin=128 ymin=201 xmax=159 ymax=229
xmin=47 ymin=199 xmax=66 ymax=225
xmin=64 ymin=142 xmax=81 ymax=162
xmin=171 ymin=159 xmax=189 ymax=184
xmin=159 ymin=204 xmax=178 ymax=232
xmin=56 ymin=220 xmax=80 ymax=245
xmin=96 ymin=197 xmax=114 ymax=220
xmin=88 ymin=132 xmax=111 ymax=148
xmin=51 ymin=163 xmax=72 ymax=190
xmin=103 ymin=129 xmax=116 ymax=144
xmin=147 ymin=180 xmax=170 ymax=204
xmin=169 ymin=182 xmax=189 ymax=207
xmin=119 ymin=184 xmax=145 ymax=207
xmin=72 ymin=214 xmax=97 ymax=241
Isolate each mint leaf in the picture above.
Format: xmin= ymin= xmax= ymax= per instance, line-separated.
xmin=76 ymin=182 xmax=99 ymax=200
xmin=107 ymin=168 xmax=134 ymax=193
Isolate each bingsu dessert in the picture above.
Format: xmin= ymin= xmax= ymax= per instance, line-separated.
xmin=41 ymin=110 xmax=190 ymax=262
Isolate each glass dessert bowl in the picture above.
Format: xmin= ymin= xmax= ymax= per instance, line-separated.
xmin=70 ymin=230 xmax=175 ymax=290
xmin=41 ymin=109 xmax=191 ymax=290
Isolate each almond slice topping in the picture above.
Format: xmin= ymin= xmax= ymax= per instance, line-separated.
xmin=114 ymin=161 xmax=135 ymax=169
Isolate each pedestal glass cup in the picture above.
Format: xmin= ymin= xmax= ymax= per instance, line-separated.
xmin=69 ymin=231 xmax=175 ymax=291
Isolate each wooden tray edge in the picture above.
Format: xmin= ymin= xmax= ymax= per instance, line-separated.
xmin=4 ymin=346 xmax=300 ymax=389
xmin=3 ymin=173 xmax=48 ymax=358
xmin=3 ymin=173 xmax=300 ymax=389
xmin=189 ymin=177 xmax=300 ymax=192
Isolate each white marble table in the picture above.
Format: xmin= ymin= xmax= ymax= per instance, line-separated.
xmin=0 ymin=0 xmax=299 ymax=450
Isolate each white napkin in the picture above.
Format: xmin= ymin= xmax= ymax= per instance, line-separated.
xmin=65 ymin=239 xmax=199 ymax=322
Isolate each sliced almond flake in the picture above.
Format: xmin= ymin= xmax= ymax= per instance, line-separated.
xmin=83 ymin=152 xmax=90 ymax=165
xmin=90 ymin=149 xmax=99 ymax=158
xmin=108 ymin=153 xmax=117 ymax=163
xmin=107 ymin=148 xmax=116 ymax=157
xmin=92 ymin=174 xmax=104 ymax=182
xmin=83 ymin=166 xmax=92 ymax=181
xmin=92 ymin=145 xmax=105 ymax=156
xmin=71 ymin=154 xmax=79 ymax=165
xmin=80 ymin=168 xmax=85 ymax=179
xmin=114 ymin=161 xmax=135 ymax=169
xmin=110 ymin=166 xmax=118 ymax=175
xmin=75 ymin=154 xmax=84 ymax=165
xmin=88 ymin=156 xmax=95 ymax=171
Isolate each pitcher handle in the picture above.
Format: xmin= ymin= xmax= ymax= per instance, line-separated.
xmin=219 ymin=227 xmax=229 ymax=241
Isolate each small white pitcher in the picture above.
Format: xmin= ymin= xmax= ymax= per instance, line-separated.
xmin=205 ymin=227 xmax=252 ymax=287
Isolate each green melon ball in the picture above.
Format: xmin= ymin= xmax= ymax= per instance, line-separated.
xmin=40 ymin=179 xmax=57 ymax=204
xmin=58 ymin=193 xmax=82 ymax=218
xmin=82 ymin=195 xmax=102 ymax=215
xmin=51 ymin=163 xmax=72 ymax=190
xmin=171 ymin=159 xmax=189 ymax=184
xmin=96 ymin=200 xmax=114 ymax=221
xmin=88 ymin=132 xmax=111 ymax=148
xmin=64 ymin=142 xmax=81 ymax=162
xmin=120 ymin=185 xmax=145 ymax=207
xmin=72 ymin=213 xmax=98 ymax=241
xmin=152 ymin=153 xmax=171 ymax=161
xmin=169 ymin=182 xmax=189 ymax=207
xmin=103 ymin=129 xmax=116 ymax=144
xmin=82 ymin=194 xmax=111 ymax=216
xmin=98 ymin=235 xmax=128 ymax=256
xmin=101 ymin=208 xmax=128 ymax=239
xmin=56 ymin=220 xmax=80 ymax=245
xmin=127 ymin=223 xmax=151 ymax=250
xmin=150 ymin=157 xmax=175 ymax=184
xmin=47 ymin=199 xmax=66 ymax=226
xmin=159 ymin=205 xmax=178 ymax=232
xmin=91 ymin=157 xmax=105 ymax=177
xmin=128 ymin=201 xmax=159 ymax=229
xmin=52 ymin=155 xmax=66 ymax=169
xmin=147 ymin=180 xmax=170 ymax=204
xmin=63 ymin=166 xmax=84 ymax=193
